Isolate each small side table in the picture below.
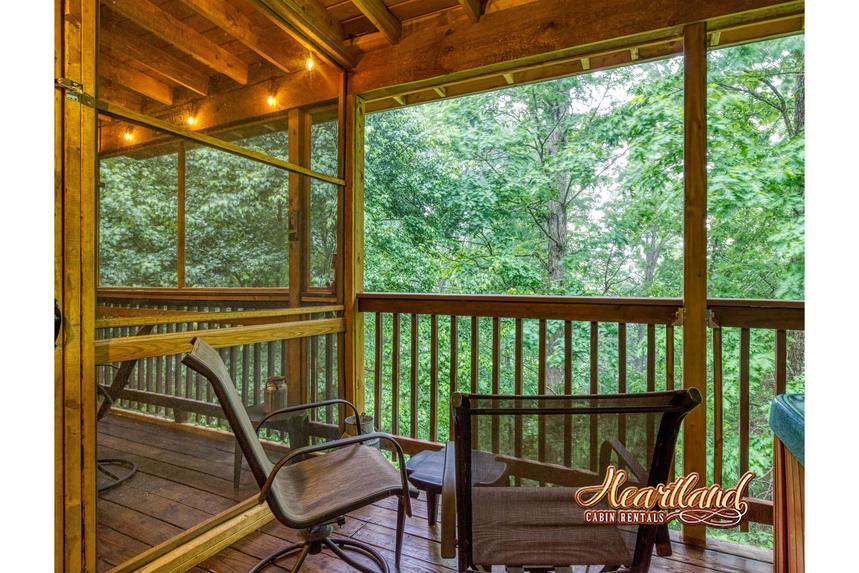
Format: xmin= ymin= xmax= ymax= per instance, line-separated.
xmin=233 ymin=404 xmax=310 ymax=489
xmin=405 ymin=445 xmax=507 ymax=526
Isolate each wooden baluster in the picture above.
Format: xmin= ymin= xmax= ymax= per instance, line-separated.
xmin=325 ymin=333 xmax=334 ymax=422
xmin=146 ymin=349 xmax=154 ymax=415
xmin=538 ymin=319 xmax=547 ymax=465
xmin=491 ymin=316 xmax=500 ymax=453
xmin=470 ymin=316 xmax=479 ymax=393
xmin=253 ymin=343 xmax=261 ymax=405
xmin=647 ymin=323 xmax=656 ymax=458
xmin=713 ymin=327 xmax=723 ymax=486
xmin=589 ymin=321 xmax=598 ymax=472
xmin=563 ymin=320 xmax=572 ymax=467
xmin=448 ymin=315 xmax=458 ymax=440
xmin=374 ymin=313 xmax=383 ymax=431
xmin=165 ymin=320 xmax=175 ymax=419
xmin=666 ymin=324 xmax=675 ymax=391
xmin=391 ymin=313 xmax=400 ymax=435
xmin=739 ymin=327 xmax=751 ymax=532
xmin=280 ymin=338 xmax=288 ymax=409
xmin=310 ymin=336 xmax=319 ymax=421
xmin=410 ymin=314 xmax=419 ymax=438
xmin=430 ymin=314 xmax=439 ymax=443
xmin=775 ymin=329 xmax=787 ymax=395
xmin=514 ymin=318 xmax=523 ymax=474
xmin=155 ymin=324 xmax=163 ymax=416
xmin=666 ymin=323 xmax=676 ymax=481
xmin=618 ymin=323 xmax=627 ymax=448
xmin=241 ymin=345 xmax=250 ymax=408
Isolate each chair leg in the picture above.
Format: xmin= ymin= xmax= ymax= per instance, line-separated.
xmin=426 ymin=492 xmax=438 ymax=526
xmin=248 ymin=542 xmax=306 ymax=573
xmin=395 ymin=495 xmax=406 ymax=569
xmin=655 ymin=524 xmax=672 ymax=556
xmin=324 ymin=537 xmax=390 ymax=573
xmin=289 ymin=545 xmax=310 ymax=573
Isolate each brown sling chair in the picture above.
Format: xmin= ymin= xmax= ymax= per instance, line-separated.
xmin=96 ymin=323 xmax=154 ymax=492
xmin=182 ymin=337 xmax=412 ymax=573
xmin=441 ymin=389 xmax=701 ymax=573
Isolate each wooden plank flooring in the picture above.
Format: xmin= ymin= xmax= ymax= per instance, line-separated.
xmin=97 ymin=412 xmax=774 ymax=573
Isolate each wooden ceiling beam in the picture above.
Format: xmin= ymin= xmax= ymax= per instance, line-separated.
xmin=179 ymin=0 xmax=294 ymax=74
xmin=98 ymin=62 xmax=341 ymax=154
xmin=251 ymin=0 xmax=357 ymax=68
xmin=352 ymin=0 xmax=402 ymax=44
xmin=100 ymin=55 xmax=174 ymax=104
xmin=350 ymin=0 xmax=803 ymax=97
xmin=457 ymin=0 xmax=483 ymax=23
xmin=104 ymin=0 xmax=249 ymax=85
xmin=100 ymin=19 xmax=210 ymax=96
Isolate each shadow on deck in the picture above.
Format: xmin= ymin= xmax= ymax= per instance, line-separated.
xmin=96 ymin=412 xmax=774 ymax=573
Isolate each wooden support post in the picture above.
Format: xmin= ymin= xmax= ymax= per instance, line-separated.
xmin=344 ymin=95 xmax=366 ymax=413
xmin=682 ymin=21 xmax=708 ymax=546
xmin=177 ymin=143 xmax=185 ymax=288
xmin=287 ymin=108 xmax=310 ymax=406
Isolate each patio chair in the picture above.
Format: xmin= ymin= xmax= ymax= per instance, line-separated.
xmin=96 ymin=324 xmax=153 ymax=492
xmin=182 ymin=337 xmax=412 ymax=573
xmin=441 ymin=389 xmax=701 ymax=573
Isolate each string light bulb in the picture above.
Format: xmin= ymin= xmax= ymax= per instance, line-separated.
xmin=267 ymin=94 xmax=277 ymax=107
xmin=123 ymin=129 xmax=134 ymax=143
xmin=186 ymin=114 xmax=196 ymax=127
xmin=305 ymin=56 xmax=314 ymax=71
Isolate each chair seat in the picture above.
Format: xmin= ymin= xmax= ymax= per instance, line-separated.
xmin=471 ymin=486 xmax=634 ymax=567
xmin=271 ymin=444 xmax=404 ymax=528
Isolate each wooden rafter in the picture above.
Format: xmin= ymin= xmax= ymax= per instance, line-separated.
xmin=104 ymin=0 xmax=249 ymax=85
xmin=458 ymin=0 xmax=483 ymax=23
xmin=251 ymin=0 xmax=356 ymax=68
xmin=99 ymin=55 xmax=174 ymax=104
xmin=179 ymin=0 xmax=294 ymax=74
xmin=100 ymin=17 xmax=210 ymax=96
xmin=352 ymin=0 xmax=402 ymax=44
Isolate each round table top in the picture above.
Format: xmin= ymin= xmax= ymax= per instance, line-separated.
xmin=405 ymin=445 xmax=507 ymax=492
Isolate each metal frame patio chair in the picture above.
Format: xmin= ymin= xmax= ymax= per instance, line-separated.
xmin=441 ymin=389 xmax=701 ymax=573
xmin=182 ymin=337 xmax=412 ymax=573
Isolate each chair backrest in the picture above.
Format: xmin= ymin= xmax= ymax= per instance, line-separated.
xmin=97 ymin=324 xmax=154 ymax=421
xmin=181 ymin=337 xmax=275 ymax=489
xmin=451 ymin=389 xmax=701 ymax=570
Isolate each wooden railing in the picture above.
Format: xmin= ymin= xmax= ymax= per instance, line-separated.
xmin=357 ymin=292 xmax=804 ymax=527
xmin=96 ymin=294 xmax=343 ymax=432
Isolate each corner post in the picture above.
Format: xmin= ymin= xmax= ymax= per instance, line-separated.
xmin=682 ymin=21 xmax=708 ymax=546
xmin=343 ymin=94 xmax=366 ymax=413
xmin=288 ymin=108 xmax=311 ymax=406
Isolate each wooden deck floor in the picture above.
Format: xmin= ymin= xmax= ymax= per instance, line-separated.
xmin=97 ymin=412 xmax=775 ymax=573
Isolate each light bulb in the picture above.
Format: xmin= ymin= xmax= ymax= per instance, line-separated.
xmin=123 ymin=129 xmax=133 ymax=142
xmin=305 ymin=56 xmax=314 ymax=71
xmin=186 ymin=115 xmax=196 ymax=126
xmin=267 ymin=94 xmax=277 ymax=107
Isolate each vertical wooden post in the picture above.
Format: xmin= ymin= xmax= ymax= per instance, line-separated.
xmin=177 ymin=142 xmax=186 ymax=288
xmin=57 ymin=0 xmax=98 ymax=570
xmin=288 ymin=108 xmax=310 ymax=406
xmin=344 ymin=94 xmax=366 ymax=413
xmin=682 ymin=21 xmax=708 ymax=546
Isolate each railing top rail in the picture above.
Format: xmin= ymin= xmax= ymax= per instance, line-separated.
xmin=358 ymin=292 xmax=683 ymax=306
xmin=358 ymin=292 xmax=804 ymax=330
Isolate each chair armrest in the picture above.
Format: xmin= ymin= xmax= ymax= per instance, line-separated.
xmin=254 ymin=399 xmax=361 ymax=435
xmin=441 ymin=442 xmax=457 ymax=558
xmin=599 ymin=438 xmax=647 ymax=484
xmin=257 ymin=431 xmax=413 ymax=518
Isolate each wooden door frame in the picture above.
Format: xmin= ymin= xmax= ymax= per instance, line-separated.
xmin=56 ymin=0 xmax=98 ymax=571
